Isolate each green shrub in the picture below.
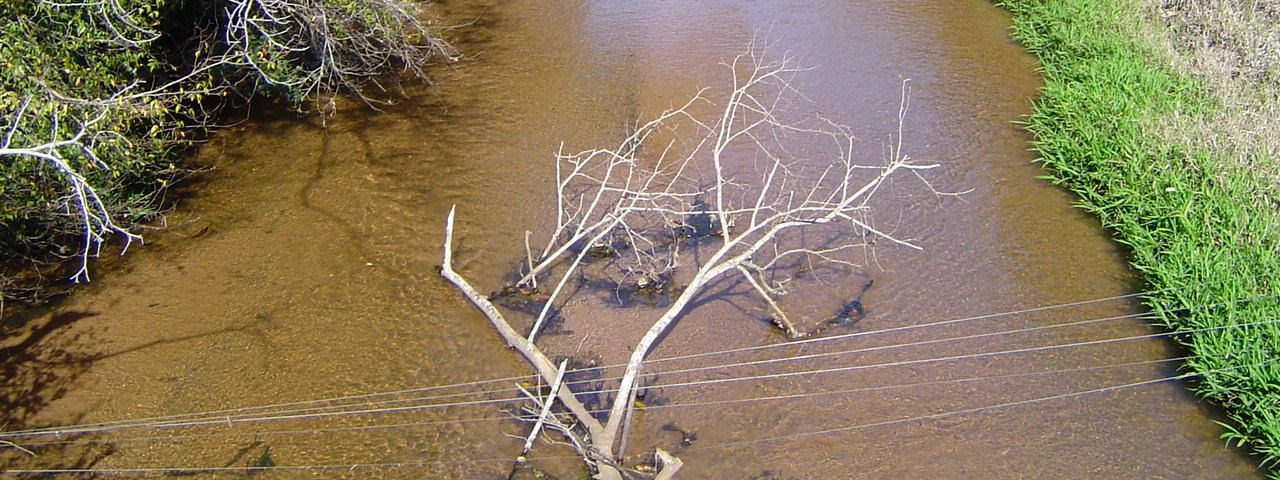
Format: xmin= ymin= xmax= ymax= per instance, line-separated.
xmin=0 ymin=0 xmax=450 ymax=301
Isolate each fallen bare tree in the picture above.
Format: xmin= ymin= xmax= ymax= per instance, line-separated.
xmin=441 ymin=42 xmax=940 ymax=478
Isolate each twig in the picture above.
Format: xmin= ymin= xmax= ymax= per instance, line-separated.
xmin=737 ymin=265 xmax=800 ymax=337
xmin=1 ymin=439 xmax=35 ymax=457
xmin=507 ymin=359 xmax=568 ymax=480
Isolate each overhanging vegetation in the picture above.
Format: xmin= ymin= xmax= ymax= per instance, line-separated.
xmin=0 ymin=0 xmax=451 ymax=305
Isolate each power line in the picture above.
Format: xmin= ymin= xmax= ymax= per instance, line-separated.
xmin=130 ymin=306 xmax=1166 ymax=428
xmin=622 ymin=316 xmax=1280 ymax=393
xmin=0 ymin=284 xmax=1181 ymax=438
xmin=19 ymin=355 xmax=1193 ymax=449
xmin=702 ymin=357 xmax=1279 ymax=450
xmin=11 ymin=291 xmax=1258 ymax=439
xmin=10 ymin=357 xmax=1272 ymax=477
xmin=8 ymin=313 xmax=1278 ymax=441
xmin=641 ymin=355 xmax=1190 ymax=412
xmin=0 ymin=455 xmax=557 ymax=476
xmin=5 ymin=286 xmax=1269 ymax=442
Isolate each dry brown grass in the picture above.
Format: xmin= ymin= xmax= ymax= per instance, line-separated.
xmin=1141 ymin=0 xmax=1280 ymax=203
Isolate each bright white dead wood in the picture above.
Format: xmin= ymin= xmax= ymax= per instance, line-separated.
xmin=441 ymin=41 xmax=940 ymax=478
xmin=505 ymin=359 xmax=568 ymax=480
xmin=0 ymin=98 xmax=142 ymax=283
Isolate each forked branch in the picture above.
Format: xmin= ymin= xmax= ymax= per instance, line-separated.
xmin=442 ymin=41 xmax=939 ymax=477
xmin=0 ymin=98 xmax=143 ymax=283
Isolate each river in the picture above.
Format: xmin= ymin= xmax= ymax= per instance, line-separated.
xmin=1 ymin=0 xmax=1260 ymax=478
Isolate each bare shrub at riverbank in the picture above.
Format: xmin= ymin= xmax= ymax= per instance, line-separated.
xmin=215 ymin=0 xmax=457 ymax=108
xmin=1147 ymin=0 xmax=1280 ymax=199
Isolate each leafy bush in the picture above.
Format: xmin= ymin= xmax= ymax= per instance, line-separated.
xmin=0 ymin=0 xmax=450 ymax=303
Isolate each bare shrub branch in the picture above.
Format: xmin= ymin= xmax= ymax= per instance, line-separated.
xmin=42 ymin=0 xmax=161 ymax=47
xmin=0 ymin=97 xmax=143 ymax=283
xmin=443 ymin=41 xmax=940 ymax=477
xmin=216 ymin=0 xmax=457 ymax=108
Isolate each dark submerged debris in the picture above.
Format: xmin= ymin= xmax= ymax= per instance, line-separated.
xmin=488 ymin=284 xmax=573 ymax=336
xmin=802 ymin=280 xmax=873 ymax=337
xmin=660 ymin=422 xmax=699 ymax=448
xmin=556 ymin=353 xmax=607 ymax=410
xmin=506 ymin=459 xmax=560 ymax=480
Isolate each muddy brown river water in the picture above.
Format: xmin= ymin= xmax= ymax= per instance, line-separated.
xmin=1 ymin=1 xmax=1264 ymax=478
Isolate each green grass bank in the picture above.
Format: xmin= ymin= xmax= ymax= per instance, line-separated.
xmin=997 ymin=0 xmax=1280 ymax=472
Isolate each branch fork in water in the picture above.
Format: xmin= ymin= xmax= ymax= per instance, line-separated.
xmin=442 ymin=40 xmax=940 ymax=477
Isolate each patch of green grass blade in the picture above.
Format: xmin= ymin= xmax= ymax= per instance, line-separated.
xmin=998 ymin=0 xmax=1280 ymax=474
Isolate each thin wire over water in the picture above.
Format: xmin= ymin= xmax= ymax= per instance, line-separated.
xmin=702 ymin=357 xmax=1280 ymax=450
xmin=18 ymin=354 xmax=1197 ymax=449
xmin=3 ymin=283 xmax=1256 ymax=439
xmin=8 ymin=314 xmax=1278 ymax=454
xmin=6 ymin=291 xmax=1270 ymax=440
xmin=7 ymin=357 xmax=1273 ymax=476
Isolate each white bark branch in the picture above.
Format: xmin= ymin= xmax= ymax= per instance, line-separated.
xmin=443 ymin=42 xmax=939 ymax=475
xmin=517 ymin=359 xmax=567 ymax=457
xmin=738 ymin=265 xmax=800 ymax=337
xmin=654 ymin=448 xmax=684 ymax=480
xmin=0 ymin=102 xmax=143 ymax=283
xmin=441 ymin=207 xmax=624 ymax=480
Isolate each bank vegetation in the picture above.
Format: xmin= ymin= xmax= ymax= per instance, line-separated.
xmin=999 ymin=0 xmax=1280 ymax=473
xmin=0 ymin=0 xmax=452 ymax=308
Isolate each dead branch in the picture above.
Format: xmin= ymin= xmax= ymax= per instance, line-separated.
xmin=518 ymin=359 xmax=567 ymax=458
xmin=0 ymin=439 xmax=34 ymax=457
xmin=41 ymin=0 xmax=160 ymax=47
xmin=441 ymin=208 xmax=624 ymax=480
xmin=0 ymin=98 xmax=143 ymax=283
xmin=6 ymin=0 xmax=456 ymax=288
xmin=653 ymin=449 xmax=683 ymax=480
xmin=442 ymin=40 xmax=938 ymax=477
xmin=216 ymin=0 xmax=457 ymax=108
xmin=507 ymin=359 xmax=568 ymax=480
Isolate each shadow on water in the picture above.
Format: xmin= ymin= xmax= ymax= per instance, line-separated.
xmin=1 ymin=311 xmax=96 ymax=414
xmin=0 ymin=309 xmax=103 ymax=472
xmin=0 ymin=306 xmax=275 ymax=472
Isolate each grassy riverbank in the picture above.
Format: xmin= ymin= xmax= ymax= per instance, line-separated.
xmin=998 ymin=0 xmax=1280 ymax=472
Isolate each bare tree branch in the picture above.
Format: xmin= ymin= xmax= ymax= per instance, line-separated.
xmin=441 ymin=207 xmax=624 ymax=480
xmin=443 ymin=42 xmax=941 ymax=476
xmin=216 ymin=0 xmax=456 ymax=109
xmin=0 ymin=99 xmax=143 ymax=283
xmin=5 ymin=0 xmax=456 ymax=289
xmin=653 ymin=449 xmax=683 ymax=480
xmin=507 ymin=359 xmax=568 ymax=480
